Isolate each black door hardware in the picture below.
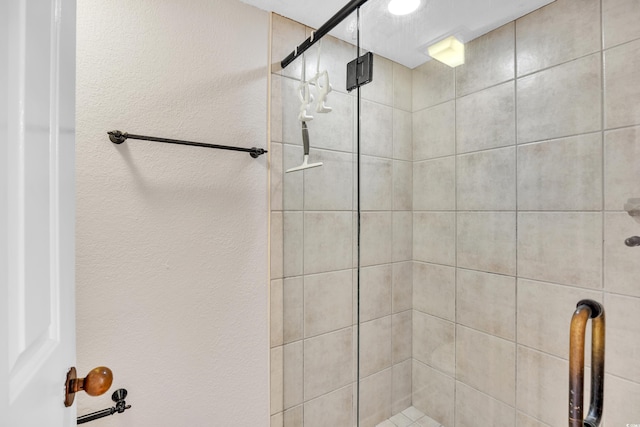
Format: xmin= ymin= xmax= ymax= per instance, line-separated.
xmin=625 ymin=236 xmax=640 ymax=247
xmin=77 ymin=388 xmax=131 ymax=425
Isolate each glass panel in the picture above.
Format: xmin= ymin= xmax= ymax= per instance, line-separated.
xmin=356 ymin=2 xmax=415 ymax=426
xmin=271 ymin=10 xmax=360 ymax=426
xmin=356 ymin=0 xmax=640 ymax=426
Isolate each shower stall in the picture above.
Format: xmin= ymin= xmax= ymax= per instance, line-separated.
xmin=269 ymin=0 xmax=640 ymax=425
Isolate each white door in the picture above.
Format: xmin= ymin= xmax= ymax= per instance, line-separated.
xmin=1 ymin=0 xmax=76 ymax=426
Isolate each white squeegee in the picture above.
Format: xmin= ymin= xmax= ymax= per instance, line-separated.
xmin=286 ymin=122 xmax=323 ymax=173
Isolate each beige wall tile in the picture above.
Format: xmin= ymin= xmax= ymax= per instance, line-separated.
xmin=412 ymin=361 xmax=455 ymax=427
xmin=605 ymin=213 xmax=640 ymax=297
xmin=359 ymin=369 xmax=392 ymax=427
xmin=271 ymin=412 xmax=284 ymax=427
xmin=457 ymin=212 xmax=516 ymax=275
xmin=516 ymin=0 xmax=600 ymax=76
xmin=516 ymin=346 xmax=568 ymax=427
xmin=604 ymin=125 xmax=640 ymax=210
xmin=360 ymin=265 xmax=392 ymax=322
xmin=457 ymin=147 xmax=516 ymax=211
xmin=284 ymin=211 xmax=303 ymax=277
xmin=394 ymin=62 xmax=413 ymax=112
xmin=413 ymin=101 xmax=455 ymax=161
xmin=414 ymin=157 xmax=456 ymax=211
xmin=283 ymin=143 xmax=304 ymax=210
xmin=392 ymin=359 xmax=412 ymax=415
xmin=456 ymin=81 xmax=516 ymax=154
xmin=414 ymin=212 xmax=456 ymax=266
xmin=272 ymin=279 xmax=284 ymax=347
xmin=516 ymin=412 xmax=550 ymax=427
xmin=517 ymin=279 xmax=601 ymax=359
xmin=455 ymin=382 xmax=515 ymax=427
xmin=603 ymin=374 xmax=640 ymax=427
xmin=271 ymin=142 xmax=284 ymax=211
xmin=603 ymin=0 xmax=640 ymax=48
xmin=283 ymin=277 xmax=303 ymax=343
xmin=414 ymin=262 xmax=455 ymax=321
xmin=284 ymin=405 xmax=303 ymax=427
xmin=517 ymin=212 xmax=602 ymax=289
xmin=361 ymin=100 xmax=394 ymax=158
xmin=284 ymin=341 xmax=303 ymax=409
xmin=362 ymin=55 xmax=394 ymax=107
xmin=303 ymin=385 xmax=353 ymax=427
xmin=392 ymin=212 xmax=413 ymax=263
xmin=303 ymin=211 xmax=352 ymax=274
xmin=393 ymin=160 xmax=413 ymax=211
xmin=304 ymin=270 xmax=352 ymax=338
xmin=413 ymin=311 xmax=455 ymax=376
xmin=272 ymin=212 xmax=284 ymax=279
xmin=457 ymin=269 xmax=516 ymax=341
xmin=271 ymin=73 xmax=284 ymax=142
xmin=393 ymin=261 xmax=413 ymax=313
xmin=455 ymin=23 xmax=515 ymax=96
xmin=412 ymin=60 xmax=455 ymax=111
xmin=517 ymin=53 xmax=601 ymax=144
xmin=304 ymin=328 xmax=353 ymax=400
xmin=361 ymin=211 xmax=392 ymax=266
xmin=517 ymin=134 xmax=603 ymax=211
xmin=392 ymin=311 xmax=412 ymax=363
xmin=360 ymin=316 xmax=392 ymax=378
xmin=457 ymin=325 xmax=516 ymax=405
xmin=272 ymin=14 xmax=305 ymax=79
xmin=304 ymin=149 xmax=353 ymax=211
xmin=393 ymin=109 xmax=413 ymax=161
xmin=272 ymin=346 xmax=284 ymax=414
xmin=605 ymin=294 xmax=640 ymax=383
xmin=361 ymin=155 xmax=393 ymax=211
xmin=604 ymin=38 xmax=640 ymax=129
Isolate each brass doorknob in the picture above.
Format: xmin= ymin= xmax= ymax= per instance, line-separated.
xmin=64 ymin=366 xmax=113 ymax=407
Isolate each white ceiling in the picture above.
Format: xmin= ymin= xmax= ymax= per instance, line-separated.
xmin=240 ymin=0 xmax=555 ymax=69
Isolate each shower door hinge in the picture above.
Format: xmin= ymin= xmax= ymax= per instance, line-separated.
xmin=346 ymin=52 xmax=374 ymax=92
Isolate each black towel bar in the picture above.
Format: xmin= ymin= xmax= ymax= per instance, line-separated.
xmin=108 ymin=130 xmax=267 ymax=158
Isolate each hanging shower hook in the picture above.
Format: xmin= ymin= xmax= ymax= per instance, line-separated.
xmin=297 ymin=53 xmax=314 ymax=121
xmin=312 ymin=39 xmax=333 ymax=113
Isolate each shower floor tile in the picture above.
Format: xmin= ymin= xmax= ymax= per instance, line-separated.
xmin=376 ymin=406 xmax=443 ymax=427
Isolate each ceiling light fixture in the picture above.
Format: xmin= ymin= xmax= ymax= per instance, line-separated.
xmin=427 ymin=35 xmax=465 ymax=67
xmin=388 ymin=0 xmax=420 ymax=16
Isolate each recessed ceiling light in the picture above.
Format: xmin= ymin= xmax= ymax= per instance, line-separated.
xmin=388 ymin=0 xmax=420 ymax=16
xmin=427 ymin=35 xmax=465 ymax=67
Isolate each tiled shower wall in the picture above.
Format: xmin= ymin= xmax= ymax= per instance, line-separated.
xmin=271 ymin=0 xmax=640 ymax=425
xmin=269 ymin=14 xmax=414 ymax=427
xmin=411 ymin=0 xmax=640 ymax=426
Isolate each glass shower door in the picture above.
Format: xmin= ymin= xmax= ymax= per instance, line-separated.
xmin=355 ymin=0 xmax=640 ymax=426
xmin=271 ymin=11 xmax=361 ymax=426
xmin=355 ymin=2 xmax=415 ymax=426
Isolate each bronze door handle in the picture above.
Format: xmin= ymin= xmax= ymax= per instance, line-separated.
xmin=64 ymin=366 xmax=113 ymax=407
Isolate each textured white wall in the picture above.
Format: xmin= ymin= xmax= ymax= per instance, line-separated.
xmin=76 ymin=0 xmax=269 ymax=425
